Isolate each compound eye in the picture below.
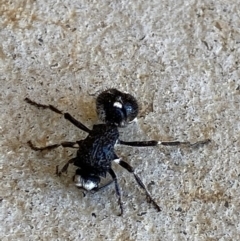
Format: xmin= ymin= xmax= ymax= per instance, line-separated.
xmin=96 ymin=88 xmax=139 ymax=127
xmin=124 ymin=101 xmax=138 ymax=122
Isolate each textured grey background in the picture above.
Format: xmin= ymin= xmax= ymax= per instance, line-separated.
xmin=1 ymin=0 xmax=240 ymax=240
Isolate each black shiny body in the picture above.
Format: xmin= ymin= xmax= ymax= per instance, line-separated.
xmin=75 ymin=124 xmax=119 ymax=177
xmin=25 ymin=89 xmax=210 ymax=215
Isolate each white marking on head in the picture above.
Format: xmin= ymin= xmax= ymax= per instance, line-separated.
xmin=113 ymin=102 xmax=122 ymax=109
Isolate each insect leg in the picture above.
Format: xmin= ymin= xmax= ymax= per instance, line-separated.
xmin=27 ymin=140 xmax=79 ymax=151
xmin=63 ymin=113 xmax=91 ymax=133
xmin=114 ymin=159 xmax=161 ymax=212
xmin=119 ymin=139 xmax=210 ymax=147
xmin=108 ymin=168 xmax=124 ymax=216
xmin=91 ymin=180 xmax=115 ymax=193
xmin=119 ymin=140 xmax=158 ymax=146
xmin=25 ymin=98 xmax=91 ymax=133
xmin=56 ymin=157 xmax=77 ymax=176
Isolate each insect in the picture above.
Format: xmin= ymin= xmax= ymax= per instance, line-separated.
xmin=25 ymin=88 xmax=210 ymax=215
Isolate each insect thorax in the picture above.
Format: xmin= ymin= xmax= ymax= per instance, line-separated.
xmin=74 ymin=124 xmax=119 ymax=177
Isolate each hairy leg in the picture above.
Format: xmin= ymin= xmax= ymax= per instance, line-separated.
xmin=119 ymin=139 xmax=210 ymax=147
xmin=56 ymin=157 xmax=77 ymax=176
xmin=27 ymin=140 xmax=79 ymax=151
xmin=114 ymin=159 xmax=161 ymax=212
xmin=25 ymin=98 xmax=91 ymax=133
xmin=108 ymin=168 xmax=124 ymax=216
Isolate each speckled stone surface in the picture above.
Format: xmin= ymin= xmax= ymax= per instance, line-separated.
xmin=1 ymin=0 xmax=239 ymax=240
